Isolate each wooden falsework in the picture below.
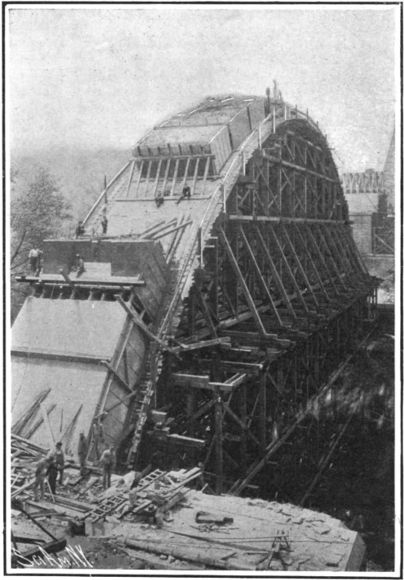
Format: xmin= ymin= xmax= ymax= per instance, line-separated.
xmin=152 ymin=119 xmax=376 ymax=493
xmin=22 ymin=100 xmax=376 ymax=493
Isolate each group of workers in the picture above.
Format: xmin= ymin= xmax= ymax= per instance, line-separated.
xmin=75 ymin=215 xmax=108 ymax=239
xmin=33 ymin=424 xmax=116 ymax=502
xmin=155 ymin=185 xmax=192 ymax=207
xmin=33 ymin=441 xmax=65 ymax=501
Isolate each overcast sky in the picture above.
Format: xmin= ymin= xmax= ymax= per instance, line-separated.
xmin=8 ymin=5 xmax=398 ymax=172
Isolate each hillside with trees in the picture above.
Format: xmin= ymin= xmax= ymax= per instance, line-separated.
xmin=10 ymin=146 xmax=131 ymax=321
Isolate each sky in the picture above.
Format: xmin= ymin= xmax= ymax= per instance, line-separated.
xmin=7 ymin=5 xmax=398 ymax=172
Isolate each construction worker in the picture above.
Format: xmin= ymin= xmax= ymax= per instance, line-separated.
xmin=28 ymin=248 xmax=39 ymax=274
xmin=75 ymin=254 xmax=85 ymax=277
xmin=75 ymin=220 xmax=85 ymax=238
xmin=55 ymin=441 xmax=65 ymax=485
xmin=33 ymin=457 xmax=48 ymax=501
xmin=101 ymin=215 xmax=108 ymax=234
xmin=78 ymin=432 xmax=88 ymax=475
xmin=36 ymin=249 xmax=43 ymax=276
xmin=176 ymin=185 xmax=191 ymax=205
xmin=46 ymin=455 xmax=58 ymax=495
xmin=99 ymin=446 xmax=115 ymax=490
xmin=155 ymin=190 xmax=164 ymax=208
xmin=92 ymin=417 xmax=105 ymax=459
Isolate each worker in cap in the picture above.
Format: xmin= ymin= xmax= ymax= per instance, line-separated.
xmin=46 ymin=454 xmax=58 ymax=495
xmin=99 ymin=445 xmax=115 ymax=490
xmin=33 ymin=457 xmax=48 ymax=501
xmin=55 ymin=441 xmax=65 ymax=485
xmin=77 ymin=432 xmax=88 ymax=475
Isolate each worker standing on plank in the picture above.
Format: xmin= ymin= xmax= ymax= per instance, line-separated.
xmin=75 ymin=254 xmax=85 ymax=277
xmin=101 ymin=215 xmax=108 ymax=234
xmin=78 ymin=432 xmax=88 ymax=475
xmin=35 ymin=249 xmax=43 ymax=276
xmin=28 ymin=248 xmax=39 ymax=274
xmin=100 ymin=446 xmax=115 ymax=490
xmin=55 ymin=441 xmax=65 ymax=485
xmin=33 ymin=457 xmax=48 ymax=501
xmin=75 ymin=220 xmax=85 ymax=238
xmin=46 ymin=455 xmax=58 ymax=495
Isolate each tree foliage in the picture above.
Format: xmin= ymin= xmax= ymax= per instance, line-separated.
xmin=11 ymin=166 xmax=71 ymax=271
xmin=10 ymin=166 xmax=72 ymax=321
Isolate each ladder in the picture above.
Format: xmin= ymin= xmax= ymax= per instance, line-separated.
xmin=83 ymin=492 xmax=128 ymax=523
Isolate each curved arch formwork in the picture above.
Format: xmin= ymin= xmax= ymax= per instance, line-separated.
xmin=131 ymin=102 xmax=377 ymax=494
xmin=13 ymin=94 xmax=377 ymax=492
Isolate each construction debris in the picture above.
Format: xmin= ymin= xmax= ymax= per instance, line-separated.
xmin=11 ymin=431 xmax=365 ymax=571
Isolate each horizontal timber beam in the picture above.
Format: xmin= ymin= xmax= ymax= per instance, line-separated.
xmin=172 ymin=373 xmax=245 ymax=393
xmin=228 ymin=215 xmax=346 ymax=225
xmin=171 ymin=337 xmax=231 ymax=354
xmin=262 ymin=150 xmax=338 ymax=183
xmin=12 ymin=347 xmax=108 ymax=365
xmin=16 ymin=276 xmax=145 ymax=289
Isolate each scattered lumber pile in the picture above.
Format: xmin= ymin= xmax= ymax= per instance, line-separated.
xmin=11 ymin=435 xmax=48 ymax=498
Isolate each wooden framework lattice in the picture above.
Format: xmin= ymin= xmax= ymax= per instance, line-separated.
xmin=149 ymin=119 xmax=377 ymax=493
xmin=14 ymin=97 xmax=378 ymax=493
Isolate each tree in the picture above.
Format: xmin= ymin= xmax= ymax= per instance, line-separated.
xmin=10 ymin=166 xmax=72 ymax=321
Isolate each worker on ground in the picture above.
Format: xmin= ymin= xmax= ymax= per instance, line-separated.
xmin=55 ymin=441 xmax=65 ymax=485
xmin=75 ymin=220 xmax=85 ymax=238
xmin=46 ymin=455 xmax=58 ymax=495
xmin=101 ymin=215 xmax=108 ymax=234
xmin=78 ymin=432 xmax=88 ymax=475
xmin=28 ymin=248 xmax=39 ymax=274
xmin=33 ymin=457 xmax=48 ymax=501
xmin=92 ymin=417 xmax=105 ymax=460
xmin=100 ymin=445 xmax=115 ymax=490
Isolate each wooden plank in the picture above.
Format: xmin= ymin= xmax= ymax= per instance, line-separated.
xmin=172 ymin=373 xmax=210 ymax=389
xmin=170 ymin=158 xmax=180 ymax=196
xmin=153 ymin=220 xmax=192 ymax=241
xmin=267 ymin=227 xmax=309 ymax=313
xmin=152 ymin=159 xmax=163 ymax=200
xmin=254 ymin=226 xmax=297 ymax=319
xmin=165 ymin=433 xmax=205 ymax=448
xmin=180 ymin=156 xmax=191 ymax=194
xmin=40 ymin=402 xmax=55 ymax=447
xmin=280 ymin=224 xmax=319 ymax=308
xmin=12 ymin=347 xmax=109 ymax=365
xmin=171 ymin=337 xmax=231 ymax=354
xmin=215 ymin=395 xmax=224 ymax=494
xmin=126 ymin=159 xmax=137 ymax=198
xmin=116 ymin=296 xmax=176 ymax=354
xmin=239 ymin=226 xmax=283 ymax=326
xmin=219 ymin=228 xmax=267 ymax=336
xmin=101 ymin=361 xmax=131 ymax=392
xmin=194 ymin=285 xmax=217 ymax=338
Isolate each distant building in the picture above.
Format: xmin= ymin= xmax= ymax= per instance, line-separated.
xmin=342 ymin=133 xmax=394 ymax=257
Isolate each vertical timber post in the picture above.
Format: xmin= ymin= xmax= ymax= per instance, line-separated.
xmin=215 ymin=391 xmax=224 ymax=494
xmin=258 ymin=373 xmax=267 ymax=451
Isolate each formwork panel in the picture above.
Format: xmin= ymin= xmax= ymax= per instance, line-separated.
xmin=12 ymin=357 xmax=107 ymax=453
xmin=12 ymin=297 xmax=127 ymax=360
